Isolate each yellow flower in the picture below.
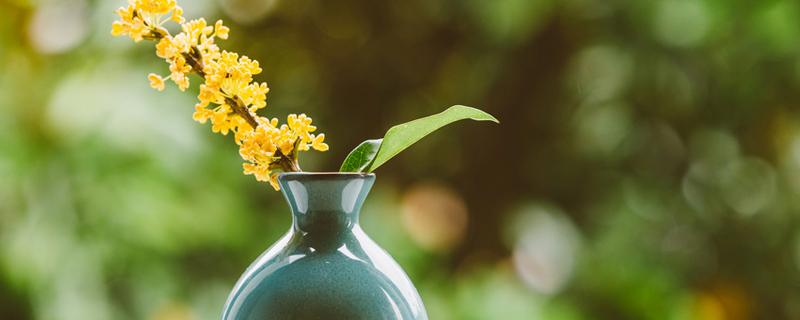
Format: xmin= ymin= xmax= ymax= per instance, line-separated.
xmin=182 ymin=18 xmax=212 ymax=45
xmin=111 ymin=21 xmax=127 ymax=36
xmin=288 ymin=114 xmax=316 ymax=135
xmin=242 ymin=163 xmax=262 ymax=179
xmin=147 ymin=73 xmax=166 ymax=91
xmin=211 ymin=110 xmax=232 ymax=135
xmin=279 ymin=140 xmax=294 ymax=156
xmin=249 ymin=83 xmax=269 ymax=111
xmin=171 ymin=6 xmax=184 ymax=23
xmin=310 ymin=134 xmax=329 ymax=151
xmin=214 ymin=20 xmax=229 ymax=40
xmin=112 ymin=0 xmax=182 ymax=41
xmin=192 ymin=104 xmax=213 ymax=123
xmin=173 ymin=73 xmax=189 ymax=91
xmin=197 ymin=84 xmax=221 ymax=107
xmin=268 ymin=173 xmax=280 ymax=190
xmin=134 ymin=0 xmax=176 ymax=15
xmin=170 ymin=32 xmax=192 ymax=53
xmin=155 ymin=36 xmax=178 ymax=59
xmin=111 ymin=6 xmax=140 ymax=38
xmin=242 ymin=162 xmax=280 ymax=190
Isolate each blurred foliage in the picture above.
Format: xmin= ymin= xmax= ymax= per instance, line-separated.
xmin=2 ymin=0 xmax=800 ymax=319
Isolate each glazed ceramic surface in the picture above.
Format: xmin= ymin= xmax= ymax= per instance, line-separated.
xmin=221 ymin=173 xmax=427 ymax=320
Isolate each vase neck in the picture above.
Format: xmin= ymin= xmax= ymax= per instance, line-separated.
xmin=278 ymin=173 xmax=375 ymax=235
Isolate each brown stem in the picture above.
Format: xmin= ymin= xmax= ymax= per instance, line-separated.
xmin=271 ymin=148 xmax=302 ymax=173
xmin=182 ymin=51 xmax=206 ymax=78
xmin=281 ymin=157 xmax=302 ymax=172
xmin=224 ymin=96 xmax=259 ymax=129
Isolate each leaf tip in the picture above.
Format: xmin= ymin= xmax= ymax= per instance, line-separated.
xmin=452 ymin=104 xmax=499 ymax=124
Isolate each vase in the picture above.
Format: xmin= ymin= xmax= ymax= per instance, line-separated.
xmin=221 ymin=172 xmax=428 ymax=320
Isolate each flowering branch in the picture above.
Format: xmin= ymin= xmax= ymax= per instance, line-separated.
xmin=112 ymin=0 xmax=327 ymax=189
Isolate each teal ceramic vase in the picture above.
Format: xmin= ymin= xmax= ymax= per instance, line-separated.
xmin=221 ymin=173 xmax=428 ymax=320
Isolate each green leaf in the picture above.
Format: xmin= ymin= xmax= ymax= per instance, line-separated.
xmin=339 ymin=139 xmax=383 ymax=172
xmin=367 ymin=105 xmax=498 ymax=172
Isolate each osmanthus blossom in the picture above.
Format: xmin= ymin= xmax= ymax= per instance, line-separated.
xmin=111 ymin=0 xmax=327 ymax=189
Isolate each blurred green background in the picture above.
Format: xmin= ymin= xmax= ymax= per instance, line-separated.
xmin=2 ymin=0 xmax=800 ymax=319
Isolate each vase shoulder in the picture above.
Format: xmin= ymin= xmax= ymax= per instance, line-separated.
xmin=222 ymin=227 xmax=427 ymax=320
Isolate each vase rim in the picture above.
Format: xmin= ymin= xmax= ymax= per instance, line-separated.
xmin=279 ymin=172 xmax=376 ymax=180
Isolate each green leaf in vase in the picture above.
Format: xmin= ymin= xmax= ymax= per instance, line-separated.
xmin=339 ymin=139 xmax=382 ymax=172
xmin=339 ymin=105 xmax=498 ymax=173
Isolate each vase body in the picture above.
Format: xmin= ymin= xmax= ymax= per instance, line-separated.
xmin=221 ymin=173 xmax=428 ymax=320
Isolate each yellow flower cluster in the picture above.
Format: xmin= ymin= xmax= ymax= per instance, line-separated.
xmin=112 ymin=0 xmax=328 ymax=189
xmin=111 ymin=0 xmax=183 ymax=42
xmin=238 ymin=114 xmax=328 ymax=189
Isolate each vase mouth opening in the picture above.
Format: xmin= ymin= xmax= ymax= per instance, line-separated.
xmin=279 ymin=172 xmax=376 ymax=181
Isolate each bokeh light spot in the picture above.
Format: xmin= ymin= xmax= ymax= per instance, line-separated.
xmin=570 ymin=45 xmax=633 ymax=104
xmin=27 ymin=0 xmax=89 ymax=54
xmin=688 ymin=129 xmax=740 ymax=164
xmin=505 ymin=204 xmax=581 ymax=295
xmin=720 ymin=157 xmax=776 ymax=217
xmin=219 ymin=0 xmax=280 ymax=25
xmin=150 ymin=302 xmax=194 ymax=320
xmin=654 ymin=0 xmax=711 ymax=47
xmin=401 ymin=183 xmax=468 ymax=252
xmin=573 ymin=101 xmax=632 ymax=157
